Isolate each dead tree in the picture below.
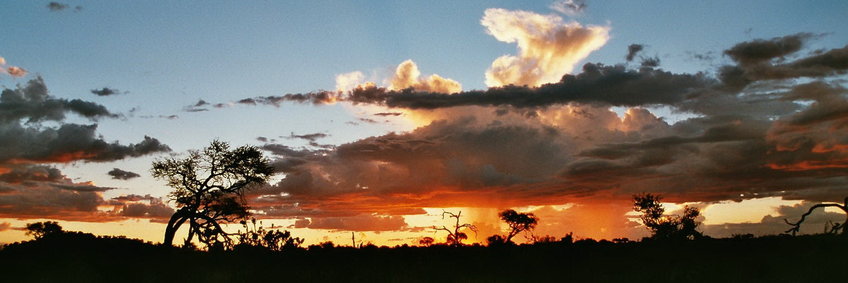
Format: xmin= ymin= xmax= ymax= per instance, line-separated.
xmin=785 ymin=196 xmax=848 ymax=236
xmin=433 ymin=210 xmax=477 ymax=247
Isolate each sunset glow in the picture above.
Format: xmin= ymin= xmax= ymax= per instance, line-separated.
xmin=2 ymin=0 xmax=848 ymax=249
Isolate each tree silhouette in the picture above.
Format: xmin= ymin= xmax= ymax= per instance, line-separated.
xmin=499 ymin=209 xmax=539 ymax=244
xmin=418 ymin=236 xmax=435 ymax=247
xmin=785 ymin=197 xmax=848 ymax=236
xmin=433 ymin=210 xmax=477 ymax=246
xmin=633 ymin=193 xmax=702 ymax=240
xmin=25 ymin=221 xmax=63 ymax=239
xmin=153 ymin=140 xmax=273 ymax=248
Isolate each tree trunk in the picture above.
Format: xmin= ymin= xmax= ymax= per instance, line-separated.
xmin=163 ymin=209 xmax=189 ymax=246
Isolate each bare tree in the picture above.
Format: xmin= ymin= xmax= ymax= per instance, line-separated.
xmin=499 ymin=209 xmax=539 ymax=244
xmin=785 ymin=197 xmax=848 ymax=236
xmin=433 ymin=210 xmax=477 ymax=247
xmin=153 ymin=140 xmax=273 ymax=248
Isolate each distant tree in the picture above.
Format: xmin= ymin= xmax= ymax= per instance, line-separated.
xmin=785 ymin=197 xmax=848 ymax=236
xmin=633 ymin=193 xmax=702 ymax=240
xmin=433 ymin=210 xmax=477 ymax=247
xmin=418 ymin=236 xmax=435 ymax=247
xmin=486 ymin=234 xmax=507 ymax=246
xmin=235 ymin=218 xmax=304 ymax=251
xmin=152 ymin=140 xmax=273 ymax=248
xmin=499 ymin=209 xmax=539 ymax=244
xmin=25 ymin=221 xmax=63 ymax=239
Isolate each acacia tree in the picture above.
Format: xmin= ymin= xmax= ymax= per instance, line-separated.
xmin=499 ymin=209 xmax=539 ymax=244
xmin=25 ymin=221 xmax=63 ymax=239
xmin=153 ymin=140 xmax=273 ymax=248
xmin=785 ymin=197 xmax=848 ymax=236
xmin=633 ymin=193 xmax=702 ymax=240
xmin=433 ymin=210 xmax=477 ymax=247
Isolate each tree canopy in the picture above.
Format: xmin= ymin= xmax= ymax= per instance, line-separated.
xmin=633 ymin=193 xmax=702 ymax=240
xmin=499 ymin=209 xmax=539 ymax=244
xmin=152 ymin=140 xmax=273 ymax=248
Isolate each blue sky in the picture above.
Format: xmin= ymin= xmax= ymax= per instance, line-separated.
xmin=2 ymin=0 xmax=848 ymax=244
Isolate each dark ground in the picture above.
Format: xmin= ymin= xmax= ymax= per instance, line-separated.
xmin=1 ymin=233 xmax=845 ymax=282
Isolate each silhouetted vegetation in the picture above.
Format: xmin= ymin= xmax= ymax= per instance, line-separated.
xmin=2 ymin=223 xmax=846 ymax=282
xmin=25 ymin=221 xmax=63 ymax=239
xmin=433 ymin=210 xmax=477 ymax=246
xmin=785 ymin=196 xmax=848 ymax=236
xmin=152 ymin=140 xmax=274 ymax=248
xmin=633 ymin=193 xmax=703 ymax=240
xmin=498 ymin=209 xmax=539 ymax=244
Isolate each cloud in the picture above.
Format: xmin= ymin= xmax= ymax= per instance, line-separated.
xmin=0 ymin=222 xmax=9 ymax=231
xmin=288 ymin=133 xmax=328 ymax=142
xmin=0 ymin=165 xmax=173 ymax=222
xmin=626 ymin=44 xmax=644 ymax=62
xmin=0 ymin=123 xmax=170 ymax=164
xmin=719 ymin=36 xmax=848 ymax=90
xmin=237 ymin=33 xmax=848 ymax=235
xmin=107 ymin=168 xmax=141 ymax=180
xmin=724 ymin=33 xmax=814 ymax=66
xmin=1 ymin=77 xmax=117 ymax=123
xmin=6 ymin=67 xmax=27 ymax=77
xmin=46 ymin=2 xmax=81 ymax=12
xmin=701 ymin=201 xmax=848 ymax=238
xmin=47 ymin=2 xmax=70 ymax=11
xmin=335 ymin=71 xmax=370 ymax=92
xmin=292 ymin=214 xmax=408 ymax=231
xmin=388 ymin=60 xmax=462 ymax=94
xmin=90 ymin=87 xmax=124 ymax=96
xmin=550 ymin=0 xmax=587 ymax=17
xmin=481 ymin=8 xmax=609 ymax=87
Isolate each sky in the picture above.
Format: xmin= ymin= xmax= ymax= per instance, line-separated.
xmin=1 ymin=0 xmax=848 ymax=246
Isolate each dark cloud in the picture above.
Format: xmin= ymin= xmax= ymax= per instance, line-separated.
xmin=724 ymin=33 xmax=814 ymax=66
xmin=640 ymin=56 xmax=660 ymax=68
xmin=1 ymin=77 xmax=117 ymax=123
xmin=46 ymin=2 xmax=69 ymax=11
xmin=288 ymin=133 xmax=328 ymax=142
xmin=0 ymin=165 xmax=173 ymax=221
xmin=626 ymin=44 xmax=644 ymax=62
xmin=90 ymin=87 xmax=124 ymax=96
xmin=374 ymin=112 xmax=403 ymax=116
xmin=107 ymin=168 xmax=141 ymax=180
xmin=0 ymin=123 xmax=170 ymax=164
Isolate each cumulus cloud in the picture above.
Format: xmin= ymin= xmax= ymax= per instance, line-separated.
xmin=107 ymin=168 xmax=141 ymax=180
xmin=234 ymin=33 xmax=848 ymax=240
xmin=481 ymin=8 xmax=609 ymax=87
xmin=388 ymin=60 xmax=462 ymax=94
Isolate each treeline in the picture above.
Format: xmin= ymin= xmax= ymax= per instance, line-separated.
xmin=1 ymin=228 xmax=846 ymax=282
